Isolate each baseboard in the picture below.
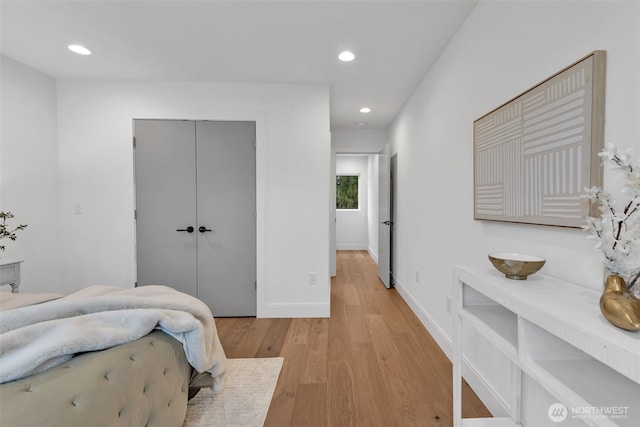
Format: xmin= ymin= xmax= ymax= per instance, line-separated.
xmin=257 ymin=302 xmax=330 ymax=318
xmin=367 ymin=247 xmax=378 ymax=263
xmin=393 ymin=278 xmax=453 ymax=359
xmin=393 ymin=277 xmax=504 ymax=416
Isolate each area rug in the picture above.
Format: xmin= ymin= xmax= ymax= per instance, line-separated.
xmin=183 ymin=357 xmax=284 ymax=427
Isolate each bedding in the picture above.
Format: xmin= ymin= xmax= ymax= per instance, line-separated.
xmin=0 ymin=286 xmax=228 ymax=427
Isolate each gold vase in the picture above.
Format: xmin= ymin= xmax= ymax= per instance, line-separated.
xmin=600 ymin=275 xmax=640 ymax=332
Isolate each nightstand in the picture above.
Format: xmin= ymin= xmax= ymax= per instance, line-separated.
xmin=0 ymin=260 xmax=23 ymax=293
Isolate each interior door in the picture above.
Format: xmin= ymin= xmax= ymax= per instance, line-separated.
xmin=134 ymin=120 xmax=198 ymax=297
xmin=195 ymin=121 xmax=256 ymax=317
xmin=377 ymin=143 xmax=391 ymax=288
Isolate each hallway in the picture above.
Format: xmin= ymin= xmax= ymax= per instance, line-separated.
xmin=216 ymin=250 xmax=490 ymax=426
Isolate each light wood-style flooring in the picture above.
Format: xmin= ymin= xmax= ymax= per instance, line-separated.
xmin=215 ymin=250 xmax=491 ymax=426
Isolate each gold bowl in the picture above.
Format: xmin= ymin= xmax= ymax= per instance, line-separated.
xmin=488 ymin=253 xmax=546 ymax=280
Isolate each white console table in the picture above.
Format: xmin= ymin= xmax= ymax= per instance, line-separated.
xmin=0 ymin=260 xmax=23 ymax=293
xmin=453 ymin=265 xmax=640 ymax=427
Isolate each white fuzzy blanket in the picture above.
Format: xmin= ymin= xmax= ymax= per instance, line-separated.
xmin=0 ymin=285 xmax=228 ymax=385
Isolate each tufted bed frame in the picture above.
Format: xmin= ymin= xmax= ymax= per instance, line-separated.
xmin=0 ymin=330 xmax=213 ymax=427
xmin=0 ymin=287 xmax=226 ymax=427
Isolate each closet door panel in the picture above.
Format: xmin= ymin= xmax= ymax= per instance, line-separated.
xmin=195 ymin=121 xmax=256 ymax=317
xmin=134 ymin=120 xmax=198 ymax=297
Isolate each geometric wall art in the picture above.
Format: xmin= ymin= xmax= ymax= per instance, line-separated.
xmin=474 ymin=51 xmax=606 ymax=228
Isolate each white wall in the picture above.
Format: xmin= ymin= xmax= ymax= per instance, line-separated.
xmin=54 ymin=80 xmax=331 ymax=317
xmin=388 ymin=0 xmax=639 ymax=414
xmin=336 ymin=155 xmax=369 ymax=250
xmin=1 ymin=65 xmax=331 ymax=316
xmin=332 ymin=128 xmax=388 ymax=153
xmin=0 ymin=55 xmax=61 ymax=293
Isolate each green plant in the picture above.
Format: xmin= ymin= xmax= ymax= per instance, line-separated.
xmin=0 ymin=212 xmax=27 ymax=252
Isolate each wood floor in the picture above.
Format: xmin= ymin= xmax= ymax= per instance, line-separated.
xmin=215 ymin=250 xmax=491 ymax=426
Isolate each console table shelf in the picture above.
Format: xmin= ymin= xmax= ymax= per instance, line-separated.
xmin=453 ymin=266 xmax=640 ymax=427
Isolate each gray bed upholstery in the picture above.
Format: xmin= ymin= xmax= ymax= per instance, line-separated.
xmin=0 ymin=330 xmax=199 ymax=427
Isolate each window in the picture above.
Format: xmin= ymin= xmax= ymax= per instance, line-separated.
xmin=336 ymin=175 xmax=359 ymax=210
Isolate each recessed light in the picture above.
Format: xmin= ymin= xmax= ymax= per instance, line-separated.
xmin=338 ymin=51 xmax=355 ymax=62
xmin=360 ymin=107 xmax=371 ymax=113
xmin=68 ymin=44 xmax=92 ymax=55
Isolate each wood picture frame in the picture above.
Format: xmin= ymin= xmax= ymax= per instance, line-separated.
xmin=473 ymin=51 xmax=606 ymax=228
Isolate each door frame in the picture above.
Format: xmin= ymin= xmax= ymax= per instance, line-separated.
xmin=131 ymin=110 xmax=266 ymax=316
xmin=331 ymin=147 xmax=384 ymax=278
xmin=330 ymin=147 xmax=337 ymax=277
xmin=390 ymin=153 xmax=398 ymax=286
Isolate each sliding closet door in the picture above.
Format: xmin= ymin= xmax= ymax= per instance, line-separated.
xmin=134 ymin=120 xmax=198 ymax=297
xmin=196 ymin=121 xmax=256 ymax=317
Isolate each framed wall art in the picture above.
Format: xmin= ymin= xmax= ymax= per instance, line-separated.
xmin=474 ymin=51 xmax=606 ymax=228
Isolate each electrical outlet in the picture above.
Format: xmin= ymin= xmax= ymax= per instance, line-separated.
xmin=446 ymin=296 xmax=452 ymax=313
xmin=308 ymin=272 xmax=317 ymax=285
xmin=73 ymin=201 xmax=83 ymax=215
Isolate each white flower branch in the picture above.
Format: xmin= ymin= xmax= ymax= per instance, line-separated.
xmin=583 ymin=143 xmax=640 ymax=290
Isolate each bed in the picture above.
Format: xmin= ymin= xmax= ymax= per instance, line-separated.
xmin=0 ymin=286 xmax=228 ymax=427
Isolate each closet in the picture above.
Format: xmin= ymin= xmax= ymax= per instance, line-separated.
xmin=134 ymin=119 xmax=256 ymax=317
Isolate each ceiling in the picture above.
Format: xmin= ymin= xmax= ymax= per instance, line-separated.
xmin=0 ymin=0 xmax=477 ymax=129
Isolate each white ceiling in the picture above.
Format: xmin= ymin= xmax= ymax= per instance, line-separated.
xmin=0 ymin=0 xmax=477 ymax=129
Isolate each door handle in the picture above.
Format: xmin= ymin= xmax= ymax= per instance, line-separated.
xmin=177 ymin=226 xmax=195 ymax=233
xmin=381 ymin=220 xmax=391 ymax=225
xmin=199 ymin=226 xmax=212 ymax=233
